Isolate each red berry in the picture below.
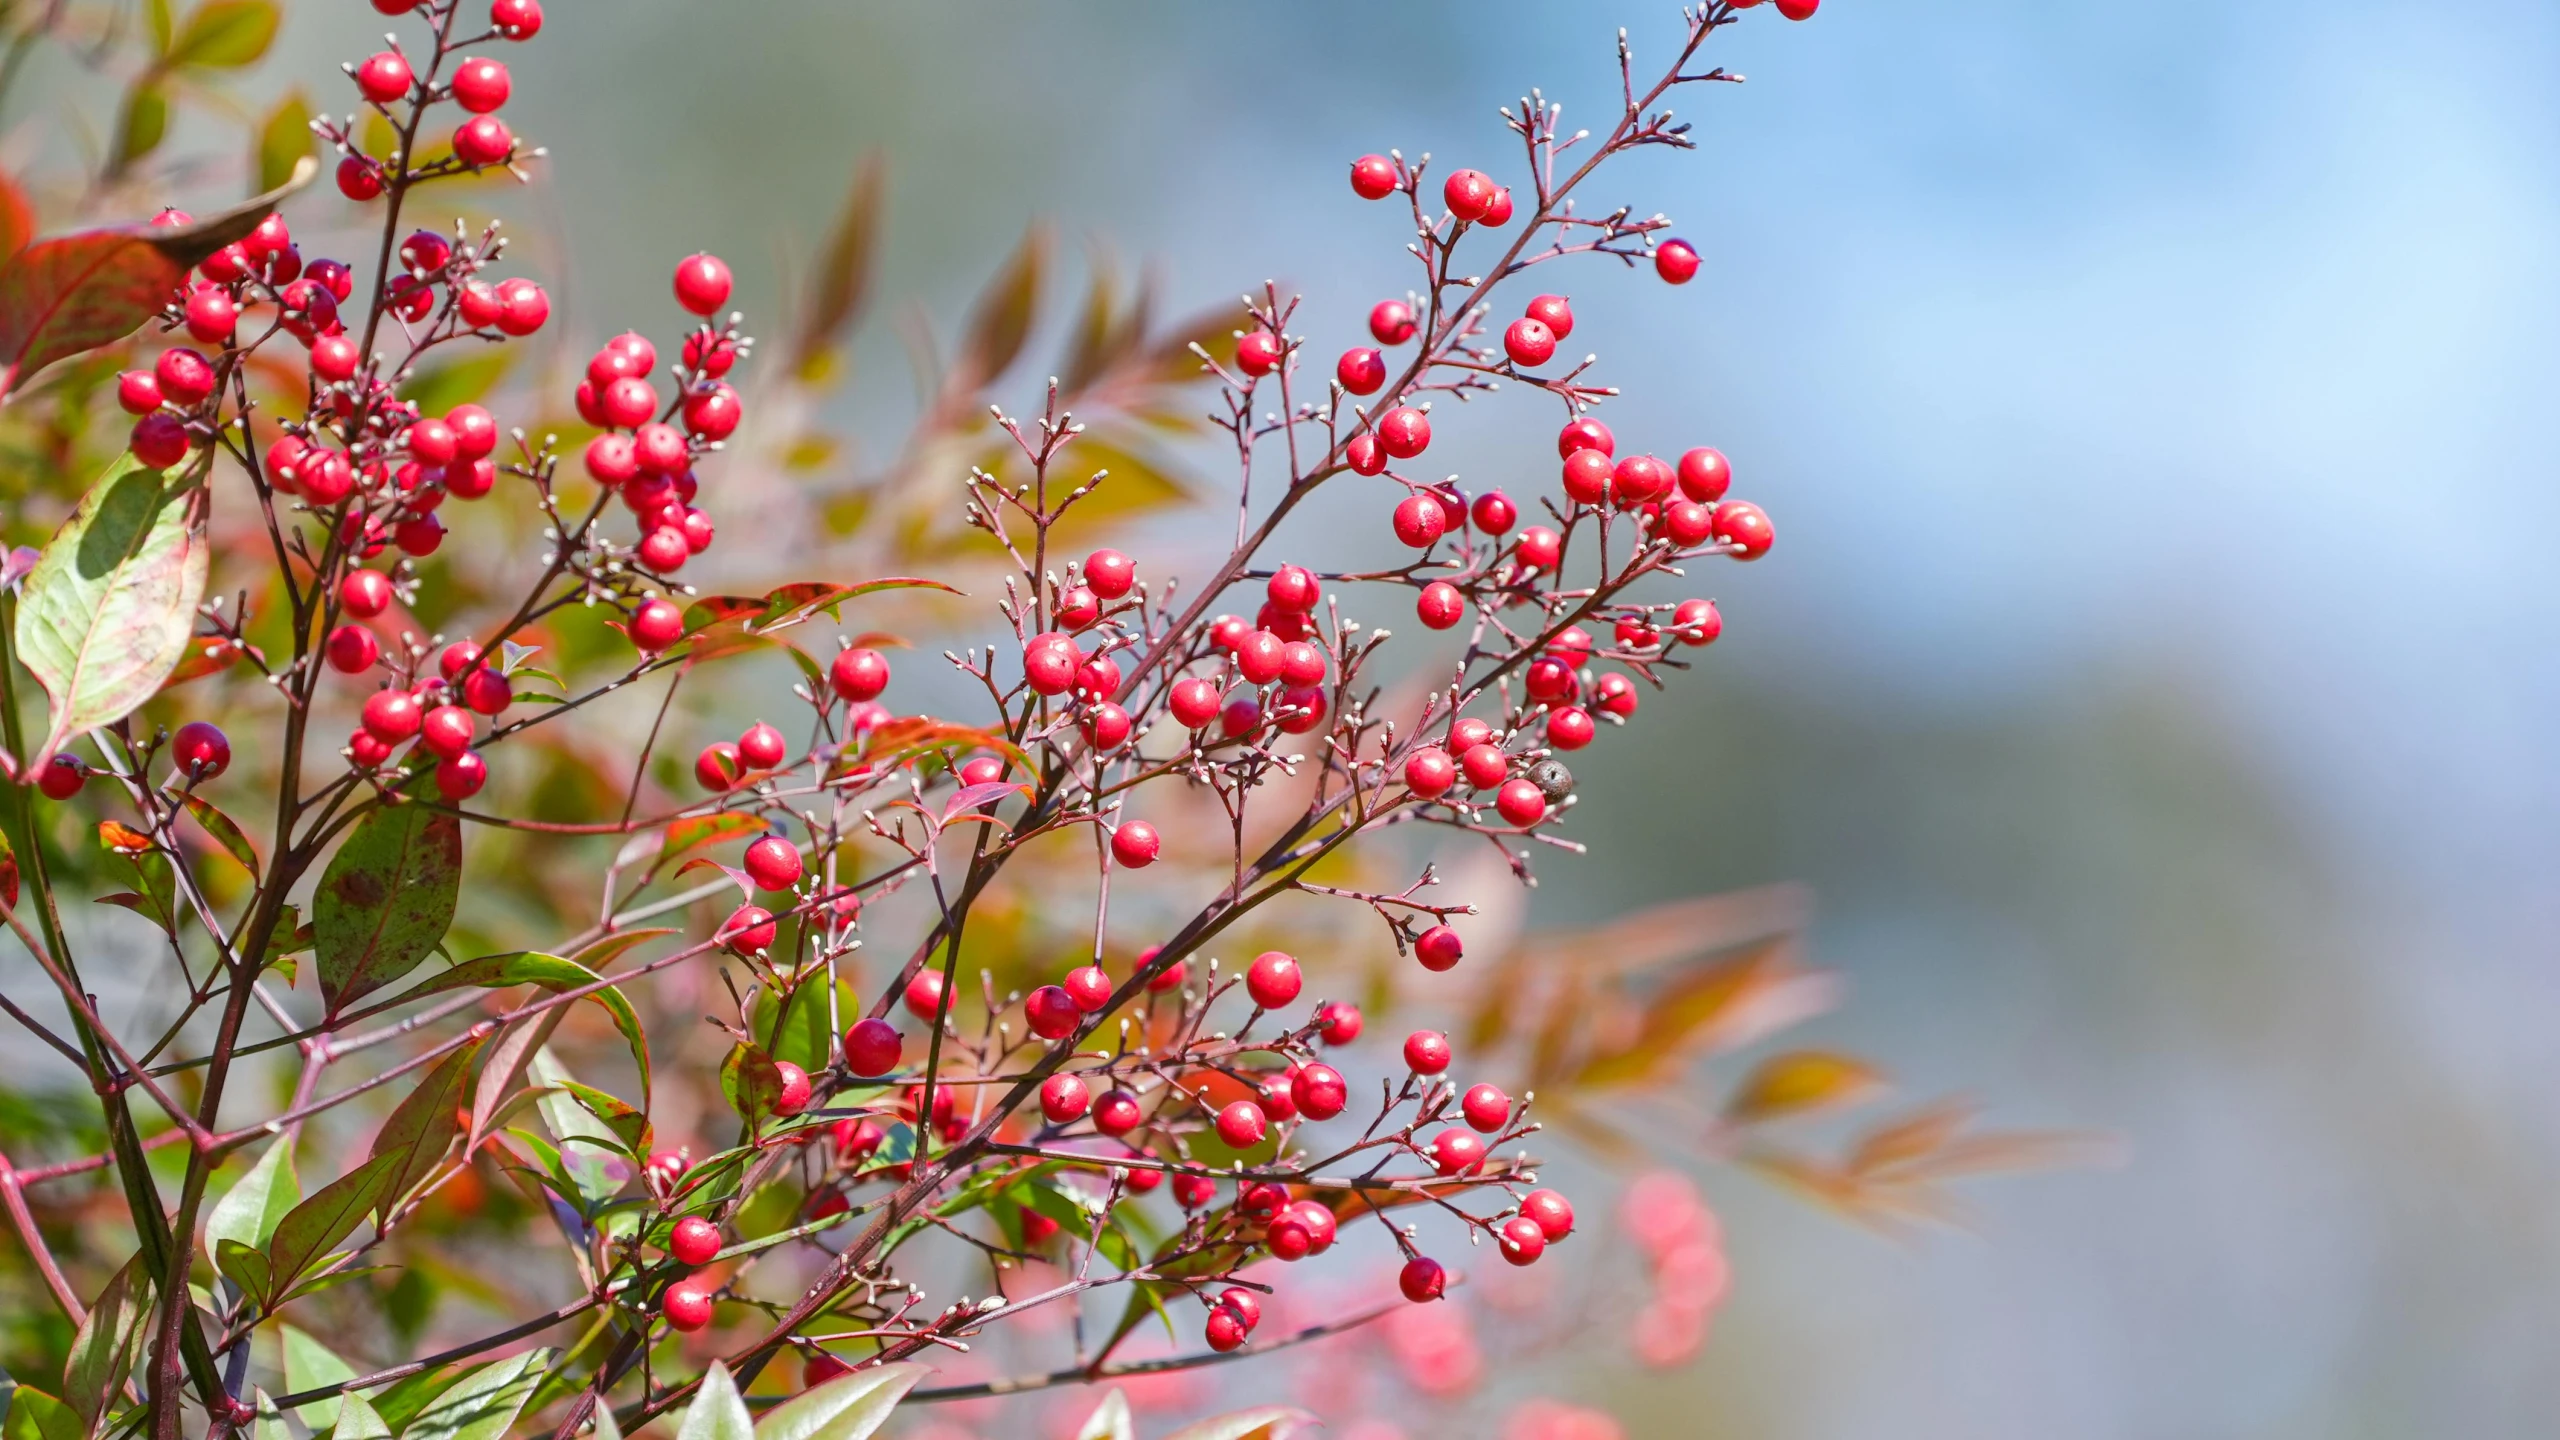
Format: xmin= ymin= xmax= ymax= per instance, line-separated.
xmin=634 ymin=421 xmax=689 ymax=474
xmin=301 ymin=450 xmax=355 ymax=505
xmin=1291 ymin=1062 xmax=1347 ymax=1120
xmin=1215 ymin=1101 xmax=1267 ymax=1149
xmin=771 ymin=1061 xmax=812 ymax=1116
xmin=336 ymin=156 xmax=384 ymax=200
xmin=1376 ymin=406 xmax=1430 ymax=459
xmin=491 ymin=0 xmax=542 ymax=38
xmin=1081 ymin=548 xmax=1135 ymax=600
xmin=1392 ymin=493 xmax=1447 ymax=548
xmin=1711 ymin=500 xmax=1774 ymax=559
xmin=338 ymin=569 xmax=392 ymax=619
xmin=1369 ymin=299 xmax=1416 ymax=346
xmin=393 ymin=514 xmax=444 ymax=558
xmin=1220 ymin=695 xmax=1262 ymax=739
xmin=1345 ymin=433 xmax=1386 ymax=475
xmin=1278 ymin=642 xmax=1327 ymax=688
xmin=1245 ymin=950 xmax=1301 ymax=1009
xmin=1504 ymin=317 xmax=1556 ymax=368
xmin=1349 ymin=153 xmax=1399 ymax=199
xmin=1170 ymin=677 xmax=1222 ymax=729
xmin=1525 ymin=293 xmax=1574 ymax=339
xmin=1594 ymin=672 xmax=1639 ymax=719
xmin=1557 ymin=418 xmax=1614 ymax=459
xmin=1265 ymin=1212 xmax=1314 ymax=1262
xmin=1561 ymin=448 xmax=1613 ymax=506
xmin=399 ymin=229 xmax=451 ymax=273
xmin=1204 ymin=1307 xmax=1248 ymax=1352
xmin=600 ymin=376 xmax=658 ymax=428
xmin=662 ymin=1282 xmax=714 ymax=1332
xmin=904 ymin=968 xmax=947 ymax=1020
xmin=1080 ymin=700 xmax=1132 ymax=750
xmin=829 ymin=647 xmax=889 ymax=702
xmin=1110 ymin=820 xmax=1160 ymax=869
xmin=1402 ymin=747 xmax=1457 ymax=798
xmin=1442 ymin=168 xmax=1497 ymax=221
xmin=1023 ymin=634 xmax=1079 ymax=696
xmin=1236 ymin=330 xmax=1283 ymax=377
xmin=1414 ymin=925 xmax=1464 ymax=972
xmin=115 ymin=370 xmax=162 ymax=415
xmin=1094 ymin=1090 xmax=1142 ymax=1136
xmin=673 ymin=253 xmax=733 ymax=316
xmin=1040 ymin=1073 xmax=1091 ymax=1124
xmin=630 ymin=598 xmax=684 ymax=651
xmin=1777 ymin=0 xmax=1820 ymax=17
xmin=1676 ymin=446 xmax=1732 ymax=502
xmin=167 ymin=721 xmax=229 ymax=781
xmin=1055 ymin=584 xmax=1101 ymax=630
xmin=744 ymin=836 xmax=803 ymax=892
xmin=1664 ymin=500 xmax=1715 ymax=548
xmin=1459 ymin=743 xmax=1508 ymax=790
xmin=419 ymin=704 xmax=475 ymax=760
xmin=1521 ymin=1189 xmax=1575 ymax=1240
xmin=1404 ymin=1030 xmax=1451 ymax=1074
xmin=722 ymin=904 xmax=775 ymax=953
xmin=182 ymin=286 xmax=235 ymax=345
xmin=1449 ymin=718 xmax=1492 ymax=750
xmin=1655 ymin=238 xmax=1701 ymax=285
xmin=451 ymin=56 xmax=509 ymax=112
xmin=36 ymin=754 xmax=85 ymax=800
xmin=1025 ymin=984 xmax=1081 ymax=1040
xmin=1461 ymin=1082 xmax=1511 ymax=1133
xmin=679 ymin=507 xmax=715 ymax=551
xmin=1266 ymin=565 xmax=1320 ymax=614
xmin=1234 ymin=630 xmax=1286 ymax=686
xmin=1335 ymin=347 xmax=1386 ymax=395
xmin=453 ymin=115 xmax=514 ymax=168
xmin=494 ymin=278 xmax=548 ymax=336
xmin=1470 ymin=490 xmax=1516 ymax=535
xmin=737 ymin=721 xmax=787 ymax=771
xmin=1399 ymin=1257 xmax=1447 ymax=1303
xmin=1612 ymin=454 xmax=1674 ymax=507
xmin=1428 ymin=1129 xmax=1486 ymax=1176
xmin=1173 ymin=1172 xmax=1217 ymax=1209
xmin=1498 ymin=1215 xmax=1547 ymax=1266
xmin=1315 ymin=999 xmax=1363 ymax=1045
xmin=669 ymin=1216 xmax=722 ymax=1268
xmin=309 ymin=335 xmax=360 ymax=383
xmin=355 ymin=51 xmax=412 ymax=104
xmin=130 ymin=414 xmax=189 ymax=468
xmin=1548 ymin=706 xmax=1595 ymax=751
xmin=1515 ymin=526 xmax=1562 ymax=571
xmin=1218 ymin=1287 xmax=1264 ymax=1332
xmin=1495 ymin=778 xmax=1548 ymax=826
xmin=694 ymin=742 xmax=741 ymax=791
xmin=1481 ymin=187 xmax=1514 ymax=226
xmin=361 ymin=689 xmax=422 ymax=743
xmin=1673 ymin=598 xmax=1722 ymax=646
xmin=1416 ymin=581 xmax=1465 ymax=630
xmin=684 ymin=331 xmax=739 ymax=377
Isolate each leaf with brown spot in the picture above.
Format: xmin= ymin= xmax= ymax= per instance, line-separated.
xmin=315 ymin=800 xmax=462 ymax=1019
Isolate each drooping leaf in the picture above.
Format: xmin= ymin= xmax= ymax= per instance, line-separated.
xmin=12 ymin=456 xmax=210 ymax=767
xmin=1159 ymin=1409 xmax=1318 ymax=1440
xmin=255 ymin=89 xmax=312 ymax=193
xmin=204 ymin=1135 xmax=298 ymax=1257
xmin=369 ymin=1037 xmax=484 ymax=1223
xmin=675 ymin=1361 xmax=752 ymax=1440
xmin=382 ymin=951 xmax=648 ymax=1109
xmin=751 ymin=1362 xmax=925 ymax=1440
xmin=314 ymin=800 xmax=463 ymax=1018
xmin=791 ymin=152 xmax=886 ymax=382
xmin=399 ymin=1348 xmax=547 ymax=1440
xmin=1 ymin=1386 xmax=80 ymax=1440
xmin=1724 ymin=1051 xmax=1884 ymax=1124
xmin=0 ymin=154 xmax=316 ymax=396
xmin=261 ymin=1153 xmax=397 ymax=1305
xmin=170 ymin=0 xmax=279 ymax=67
xmin=62 ymin=1256 xmax=151 ymax=1430
xmin=278 ymin=1325 xmax=354 ymax=1432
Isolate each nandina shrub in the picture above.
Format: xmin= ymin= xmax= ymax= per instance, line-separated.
xmin=0 ymin=2 xmax=2077 ymax=1438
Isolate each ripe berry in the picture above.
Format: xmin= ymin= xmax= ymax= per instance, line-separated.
xmin=1204 ymin=1307 xmax=1248 ymax=1353
xmin=1063 ymin=964 xmax=1113 ymax=1012
xmin=1217 ymin=1288 xmax=1264 ymax=1333
xmin=1040 ymin=1073 xmax=1091 ymax=1125
xmin=1672 ymin=598 xmax=1722 ymax=646
xmin=737 ymin=721 xmax=787 ymax=770
xmin=1110 ymin=821 xmax=1159 ymax=868
xmin=1170 ymin=677 xmax=1221 ymax=729
xmin=1521 ymin=1189 xmax=1575 ymax=1240
xmin=1025 ymin=984 xmax=1081 ymax=1040
xmin=1094 ymin=1090 xmax=1142 ymax=1136
xmin=1399 ymin=1257 xmax=1447 ymax=1303
xmin=1663 ymin=500 xmax=1715 ymax=547
xmin=115 ymin=370 xmax=163 ymax=415
xmin=744 ymin=836 xmax=803 ymax=892
xmin=1777 ymin=0 xmax=1820 ymax=17
xmin=1594 ymin=672 xmax=1639 ymax=718
xmin=419 ymin=704 xmax=475 ymax=759
xmin=336 ymin=156 xmax=384 ymax=200
xmin=1376 ymin=406 xmax=1430 ymax=459
xmin=1428 ymin=1129 xmax=1486 ymax=1176
xmin=1274 ymin=685 xmax=1327 ymax=734
xmin=129 ymin=414 xmax=188 ymax=468
xmin=493 ymin=277 xmax=548 ymax=335
xmin=1557 ymin=417 xmax=1614 ymax=459
xmin=1515 ymin=526 xmax=1562 ymax=571
xmin=1481 ymin=187 xmax=1515 ymax=225
xmin=1613 ymin=454 xmax=1674 ymax=507
xmin=904 ymin=967 xmax=947 ymax=1020
xmin=662 ymin=1282 xmax=715 ymax=1332
xmin=1344 ymin=434 xmax=1387 ymax=475
xmin=1392 ymin=493 xmax=1446 ymax=548
xmin=674 ymin=253 xmax=733 ymax=316
xmin=1404 ymin=746 xmax=1457 ymax=798
xmin=601 ymin=376 xmax=658 ymax=428
xmin=492 ymin=0 xmax=542 ymax=38
xmin=1459 ymin=743 xmax=1508 ymax=790
xmin=1023 ymin=634 xmax=1079 ymax=696
xmin=182 ymin=287 xmax=235 ymax=345
xmin=684 ymin=331 xmax=739 ymax=377
xmin=1414 ymin=925 xmax=1463 ymax=972
xmin=1416 ymin=581 xmax=1464 ymax=630
xmin=361 ymin=689 xmax=422 ymax=743
xmin=771 ymin=1061 xmax=812 ymax=1117
xmin=400 ymin=229 xmax=452 ymax=274
xmin=166 ymin=722 xmax=229 ymax=782
xmin=1349 ymin=153 xmax=1399 ymax=199
xmin=694 ymin=742 xmax=741 ymax=791
xmin=1655 ymin=238 xmax=1701 ymax=285
xmin=722 ymin=905 xmax=775 ymax=953
xmin=1548 ymin=706 xmax=1595 ymax=750
xmin=310 ymin=335 xmax=360 ymax=383
xmin=1404 ymin=1030 xmax=1451 ymax=1074
xmin=829 ymin=647 xmax=889 ymax=702
xmin=1525 ymin=293 xmax=1574 ymax=339
xmin=1449 ymin=715 xmax=1493 ymax=749
xmin=1236 ymin=330 xmax=1283 ymax=377
xmin=1215 ymin=1101 xmax=1267 ymax=1149
xmin=1369 ymin=299 xmax=1416 ymax=346
xmin=1442 ymin=168 xmax=1498 ymax=221
xmin=1220 ymin=694 xmax=1263 ymax=739
xmin=1245 ymin=951 xmax=1301 ymax=1009
xmin=1677 ymin=446 xmax=1732 ymax=502
xmin=679 ymin=507 xmax=715 ymax=551
xmin=1495 ymin=778 xmax=1548 ymax=826
xmin=1461 ymin=1083 xmax=1511 ymax=1133
xmin=393 ymin=514 xmax=444 ymax=558
xmin=1231 ymin=630 xmax=1288 ymax=687
xmin=451 ymin=56 xmax=509 ymax=112
xmin=1470 ymin=490 xmax=1517 ymax=535
xmin=355 ymin=51 xmax=412 ymax=104
xmin=630 ymin=598 xmax=684 ymax=651
xmin=1561 ymin=448 xmax=1613 ymax=506
xmin=1279 ymin=641 xmax=1327 ymax=688
xmin=1291 ymin=1062 xmax=1347 ymax=1120
xmin=1315 ymin=1000 xmax=1363 ymax=1045
xmin=1082 ymin=548 xmax=1135 ymax=600
xmin=157 ymin=350 xmax=220 ymax=403
xmin=1054 ymin=584 xmax=1101 ymax=631
xmin=301 ymin=450 xmax=354 ymax=504
xmin=452 ymin=115 xmax=514 ymax=168
xmin=1504 ymin=317 xmax=1556 ymax=368
xmin=338 ymin=569 xmax=393 ymax=619
xmin=1711 ymin=500 xmax=1774 ymax=559
xmin=1335 ymin=347 xmax=1386 ymax=395
xmin=1497 ymin=1215 xmax=1547 ymax=1266
xmin=37 ymin=754 xmax=85 ymax=800
xmin=634 ymin=422 xmax=689 ymax=474
xmin=669 ymin=1216 xmax=722 ymax=1267
xmin=1288 ymin=1200 xmax=1337 ymax=1252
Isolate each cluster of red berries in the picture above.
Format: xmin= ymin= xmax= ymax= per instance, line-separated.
xmin=337 ymin=0 xmax=542 ymax=200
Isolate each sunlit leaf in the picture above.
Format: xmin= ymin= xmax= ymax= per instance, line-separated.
xmin=255 ymin=89 xmax=311 ymax=193
xmin=675 ymin=1360 xmax=752 ymax=1440
xmin=388 ymin=950 xmax=650 ymax=1109
xmin=400 ymin=1347 xmax=548 ymax=1440
xmin=2 ymin=1385 xmax=79 ymax=1440
xmin=179 ymin=792 xmax=257 ymax=874
xmin=1724 ymin=1051 xmax=1884 ymax=1124
xmin=278 ymin=1325 xmax=353 ymax=1432
xmin=750 ymin=1360 xmax=925 ymax=1440
xmin=400 ymin=348 xmax=514 ymax=414
xmin=204 ymin=1134 xmax=298 ymax=1257
xmin=170 ymin=0 xmax=279 ymax=67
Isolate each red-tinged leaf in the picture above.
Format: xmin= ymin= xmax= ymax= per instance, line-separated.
xmin=1723 ymin=1050 xmax=1885 ymax=1124
xmin=0 ymin=170 xmax=31 ymax=261
xmin=96 ymin=820 xmax=154 ymax=855
xmin=0 ymin=155 xmax=315 ymax=397
xmin=63 ymin=1255 xmax=152 ymax=1430
xmin=857 ymin=715 xmax=1029 ymax=775
xmin=950 ymin=224 xmax=1049 ymax=392
xmin=14 ymin=458 xmax=209 ymax=768
xmin=179 ymin=792 xmax=258 ymax=874
xmin=0 ymin=829 xmax=18 ymax=909
xmin=1847 ymin=1100 xmax=1978 ymax=1177
xmin=654 ymin=813 xmax=765 ymax=873
xmin=719 ymin=1043 xmax=783 ymax=1122
xmin=260 ymin=1152 xmax=398 ymax=1306
xmin=941 ymin=780 xmax=1028 ymax=823
xmin=315 ymin=801 xmax=462 ymax=1019
xmin=681 ymin=595 xmax=767 ymax=630
xmin=156 ymin=633 xmax=262 ymax=691
xmin=368 ymin=1036 xmax=483 ymax=1224
xmin=791 ymin=151 xmax=886 ymax=382
xmin=565 ymin=926 xmax=675 ymax=973
xmin=674 ymin=856 xmax=751 ymax=894
xmin=377 ymin=951 xmax=651 ymax=1108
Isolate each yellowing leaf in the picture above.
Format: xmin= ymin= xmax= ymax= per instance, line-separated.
xmin=1725 ymin=1051 xmax=1884 ymax=1123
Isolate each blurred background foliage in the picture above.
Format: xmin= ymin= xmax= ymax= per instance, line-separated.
xmin=3 ymin=1 xmax=2556 ymax=1437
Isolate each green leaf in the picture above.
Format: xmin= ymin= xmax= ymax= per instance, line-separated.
xmin=752 ymin=1362 xmax=925 ymax=1440
xmin=115 ymin=83 xmax=168 ymax=169
xmin=384 ymin=950 xmax=648 ymax=1109
xmin=146 ymin=0 xmax=174 ymax=53
xmin=62 ymin=1256 xmax=151 ymax=1431
xmin=675 ymin=1361 xmax=751 ymax=1440
xmin=213 ymin=1239 xmax=270 ymax=1302
xmin=554 ymin=1079 xmax=649 ymax=1154
xmin=758 ymin=974 xmax=851 ymax=1076
xmin=527 ymin=1050 xmax=624 ymax=1207
xmin=315 ymin=800 xmax=463 ymax=1019
xmin=398 ymin=1348 xmax=547 ymax=1440
xmin=2 ymin=1386 xmax=81 ymax=1440
xmin=256 ymin=89 xmax=311 ymax=194
xmin=719 ymin=1044 xmax=782 ymax=1123
xmin=279 ymin=1326 xmax=354 ymax=1433
xmin=331 ymin=1393 xmax=391 ymax=1440
xmin=205 ymin=1136 xmax=298 ymax=1255
xmin=170 ymin=0 xmax=278 ymax=67
xmin=369 ymin=1362 xmax=467 ymax=1436
xmin=12 ymin=456 xmax=209 ymax=767
xmin=399 ymin=349 xmax=514 ymax=415
xmin=179 ymin=792 xmax=258 ymax=873
xmin=1158 ymin=1410 xmax=1318 ymax=1440
xmin=262 ymin=1153 xmax=397 ymax=1305
xmin=368 ymin=1038 xmax=483 ymax=1223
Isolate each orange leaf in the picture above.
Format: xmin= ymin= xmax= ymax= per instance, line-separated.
xmin=97 ymin=820 xmax=154 ymax=855
xmin=1725 ymin=1050 xmax=1885 ymax=1124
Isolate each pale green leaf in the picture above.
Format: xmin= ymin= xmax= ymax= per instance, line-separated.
xmin=280 ymin=1326 xmax=354 ymax=1433
xmin=751 ymin=1363 xmax=926 ymax=1440
xmin=675 ymin=1362 xmax=751 ymax=1440
xmin=398 ymin=1348 xmax=546 ymax=1440
xmin=204 ymin=1136 xmax=298 ymax=1256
